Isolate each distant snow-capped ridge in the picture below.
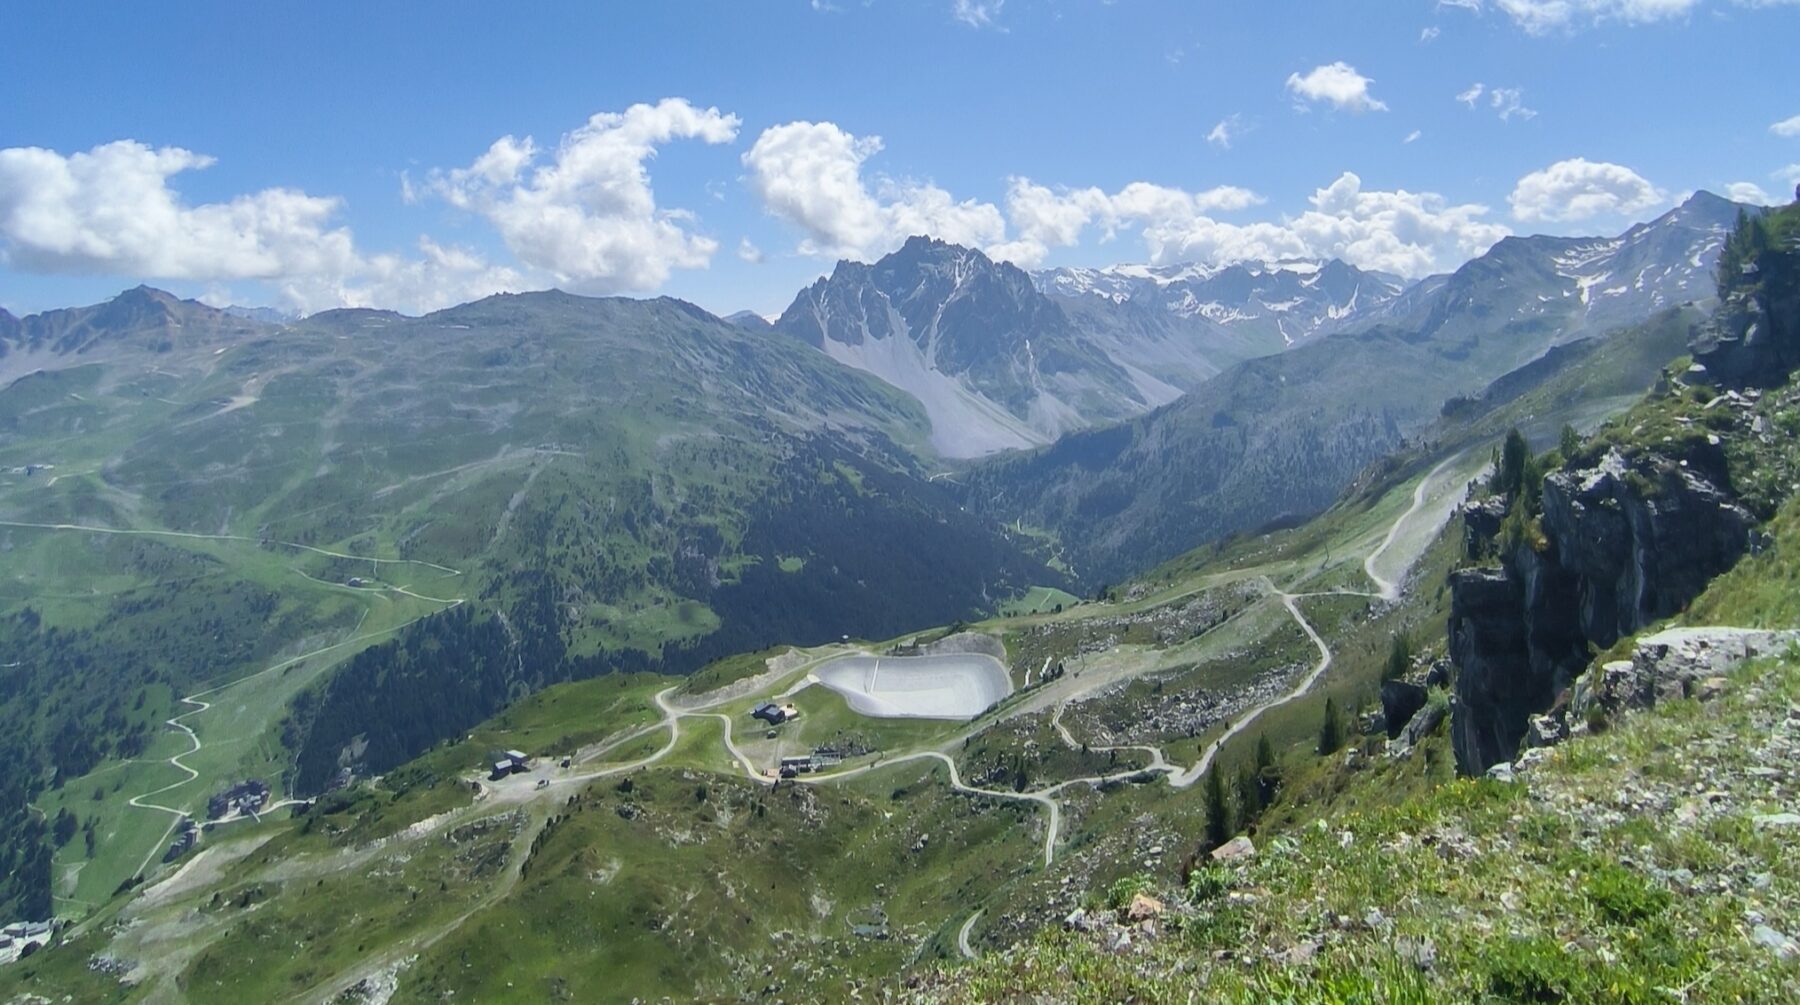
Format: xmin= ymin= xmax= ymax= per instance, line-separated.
xmin=1033 ymin=258 xmax=1408 ymax=344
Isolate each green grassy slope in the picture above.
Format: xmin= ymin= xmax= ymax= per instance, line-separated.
xmin=0 ymin=288 xmax=1060 ymax=922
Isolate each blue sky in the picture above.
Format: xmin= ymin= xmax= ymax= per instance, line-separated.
xmin=2 ymin=0 xmax=1797 ymax=317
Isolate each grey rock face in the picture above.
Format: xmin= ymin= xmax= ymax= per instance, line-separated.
xmin=1379 ymin=680 xmax=1429 ymax=740
xmin=1541 ymin=450 xmax=1756 ymax=648
xmin=1692 ymin=237 xmax=1800 ymax=388
xmin=1449 ymin=449 xmax=1759 ymax=775
xmin=1573 ymin=627 xmax=1799 ymax=719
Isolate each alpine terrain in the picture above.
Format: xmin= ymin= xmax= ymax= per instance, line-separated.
xmin=4 ymin=5 xmax=1799 ymax=1003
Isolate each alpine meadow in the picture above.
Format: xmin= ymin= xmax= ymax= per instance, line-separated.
xmin=2 ymin=3 xmax=1799 ymax=1003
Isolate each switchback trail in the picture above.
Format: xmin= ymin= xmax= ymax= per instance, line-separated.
xmin=125 ymin=609 xmax=465 ymax=880
xmin=0 ymin=519 xmax=464 ymax=577
xmin=958 ymin=910 xmax=984 ymax=960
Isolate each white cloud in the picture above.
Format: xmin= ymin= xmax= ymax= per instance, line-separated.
xmin=952 ymin=0 xmax=1004 ymax=28
xmin=1489 ymin=87 xmax=1537 ymax=121
xmin=997 ymin=173 xmax=1505 ymax=279
xmin=1440 ymin=0 xmax=1796 ymax=33
xmin=1421 ymin=26 xmax=1442 ymax=41
xmin=1775 ymin=164 xmax=1800 ymax=188
xmin=1509 ymin=157 xmax=1665 ymax=222
xmin=989 ymin=179 xmax=1269 ymax=269
xmin=737 ymin=238 xmax=765 ymax=264
xmin=1286 ymin=62 xmax=1389 ymax=114
xmin=1460 ymin=83 xmax=1536 ymax=120
xmin=424 ymin=98 xmax=740 ymax=295
xmin=743 ymin=120 xmax=1006 ymax=262
xmin=1405 ymin=130 xmax=1424 ymax=144
xmin=1725 ymin=182 xmax=1773 ymax=205
xmin=0 ymin=140 xmax=356 ymax=280
xmin=0 ymin=139 xmax=524 ymax=314
xmin=1206 ymin=115 xmax=1243 ymax=150
xmin=1493 ymin=0 xmax=1702 ymax=33
xmin=1772 ymin=115 xmax=1800 ymax=138
xmin=280 ymin=237 xmax=530 ymax=316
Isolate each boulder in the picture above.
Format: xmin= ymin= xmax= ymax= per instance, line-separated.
xmin=1380 ymin=680 xmax=1429 ymax=740
xmin=1124 ymin=893 xmax=1164 ymax=923
xmin=1524 ymin=713 xmax=1566 ymax=749
xmin=1400 ymin=699 xmax=1448 ymax=749
xmin=1573 ymin=628 xmax=1798 ymax=719
xmin=1210 ymin=836 xmax=1255 ymax=863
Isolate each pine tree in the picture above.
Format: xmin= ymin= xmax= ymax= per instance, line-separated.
xmin=1235 ymin=761 xmax=1261 ymax=821
xmin=1254 ymin=733 xmax=1276 ymax=775
xmin=1560 ymin=423 xmax=1581 ymax=464
xmin=1318 ymin=697 xmax=1344 ymax=756
xmin=1382 ymin=631 xmax=1413 ymax=682
xmin=1202 ymin=764 xmax=1232 ymax=849
xmin=1491 ymin=428 xmax=1530 ymax=498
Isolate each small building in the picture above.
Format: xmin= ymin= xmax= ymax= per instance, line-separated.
xmin=163 ymin=818 xmax=198 ymax=863
xmin=488 ymin=750 xmax=531 ymax=779
xmin=207 ymin=780 xmax=271 ymax=820
xmin=752 ymin=702 xmax=788 ymax=726
xmin=778 ymin=755 xmax=817 ymax=779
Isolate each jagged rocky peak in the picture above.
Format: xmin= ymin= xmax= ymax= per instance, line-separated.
xmin=778 ymin=236 xmax=1060 ymax=353
xmin=772 ymin=237 xmax=1147 ymax=458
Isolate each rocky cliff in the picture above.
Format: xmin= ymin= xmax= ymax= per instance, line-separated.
xmin=1450 ymin=420 xmax=1763 ymax=774
xmin=1448 ymin=200 xmax=1800 ymax=775
xmin=1692 ymin=202 xmax=1800 ymax=387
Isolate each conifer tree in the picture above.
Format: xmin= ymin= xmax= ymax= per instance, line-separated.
xmin=1203 ymin=764 xmax=1232 ymax=849
xmin=1318 ymin=696 xmax=1344 ymax=756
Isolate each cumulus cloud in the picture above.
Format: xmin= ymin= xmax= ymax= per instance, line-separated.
xmin=0 ymin=139 xmax=523 ymax=314
xmin=995 ymin=173 xmax=1505 ymax=278
xmin=1773 ymin=114 xmax=1800 ymax=138
xmin=1509 ymin=157 xmax=1665 ymax=222
xmin=423 ymin=98 xmax=739 ymax=295
xmin=280 ymin=237 xmax=530 ymax=315
xmin=743 ymin=120 xmax=1006 ymax=262
xmin=1725 ymin=182 xmax=1773 ymax=205
xmin=0 ymin=140 xmax=357 ymax=280
xmin=737 ymin=238 xmax=765 ymax=264
xmin=986 ymin=179 xmax=1269 ymax=268
xmin=1286 ymin=62 xmax=1389 ymax=114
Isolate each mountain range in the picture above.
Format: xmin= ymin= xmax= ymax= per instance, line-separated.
xmin=954 ymin=190 xmax=1745 ymax=581
xmin=761 ymin=192 xmax=1741 ymax=462
xmin=0 ymin=189 xmax=1789 ymax=1003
